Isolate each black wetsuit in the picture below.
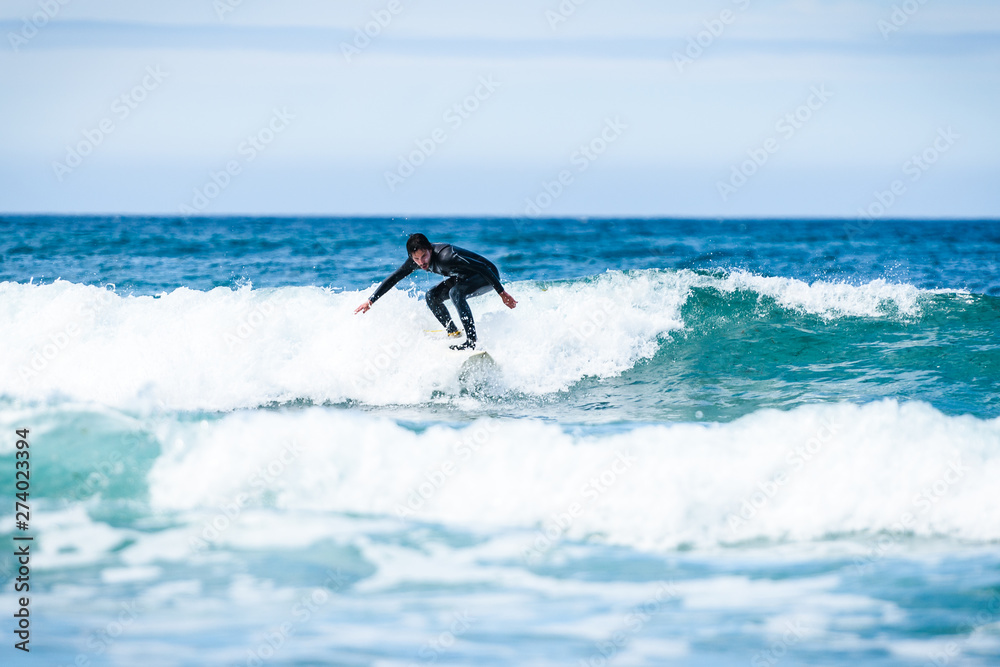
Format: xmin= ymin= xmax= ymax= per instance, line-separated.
xmin=368 ymin=243 xmax=504 ymax=344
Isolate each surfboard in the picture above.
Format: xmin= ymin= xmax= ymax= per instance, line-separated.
xmin=457 ymin=350 xmax=497 ymax=394
xmin=424 ymin=330 xmax=490 ymax=369
xmin=424 ymin=328 xmax=463 ymax=340
xmin=458 ymin=350 xmax=492 ymax=363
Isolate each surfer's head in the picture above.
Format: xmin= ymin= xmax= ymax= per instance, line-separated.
xmin=406 ymin=233 xmax=433 ymax=269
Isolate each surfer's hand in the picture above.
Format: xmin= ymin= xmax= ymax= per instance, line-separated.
xmin=355 ymin=300 xmax=371 ymax=314
xmin=500 ymin=291 xmax=517 ymax=309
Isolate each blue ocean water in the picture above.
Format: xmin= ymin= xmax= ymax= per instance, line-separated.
xmin=1 ymin=216 xmax=999 ymax=666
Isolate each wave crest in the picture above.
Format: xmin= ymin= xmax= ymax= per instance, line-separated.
xmin=144 ymin=400 xmax=1000 ymax=550
xmin=0 ymin=272 xmax=950 ymax=410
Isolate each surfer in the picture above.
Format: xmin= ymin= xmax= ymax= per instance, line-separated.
xmin=354 ymin=233 xmax=517 ymax=350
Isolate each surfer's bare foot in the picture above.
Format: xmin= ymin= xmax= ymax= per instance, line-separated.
xmin=449 ymin=341 xmax=476 ymax=351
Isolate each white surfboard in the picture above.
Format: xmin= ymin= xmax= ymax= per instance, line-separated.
xmin=457 ymin=350 xmax=497 ymax=393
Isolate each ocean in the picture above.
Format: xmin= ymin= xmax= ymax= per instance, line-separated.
xmin=1 ymin=216 xmax=998 ymax=666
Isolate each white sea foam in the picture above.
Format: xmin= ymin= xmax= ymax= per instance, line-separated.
xmin=0 ymin=272 xmax=941 ymax=410
xmin=701 ymin=269 xmax=928 ymax=318
xmin=145 ymin=400 xmax=1000 ymax=551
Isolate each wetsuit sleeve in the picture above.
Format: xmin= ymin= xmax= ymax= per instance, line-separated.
xmin=449 ymin=247 xmax=505 ymax=294
xmin=368 ymin=258 xmax=417 ymax=304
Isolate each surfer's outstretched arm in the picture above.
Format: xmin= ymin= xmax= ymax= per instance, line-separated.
xmin=355 ymin=258 xmax=417 ymax=314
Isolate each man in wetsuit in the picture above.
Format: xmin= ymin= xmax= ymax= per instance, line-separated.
xmin=354 ymin=233 xmax=517 ymax=350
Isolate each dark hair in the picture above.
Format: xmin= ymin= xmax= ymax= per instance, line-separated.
xmin=406 ymin=233 xmax=432 ymax=256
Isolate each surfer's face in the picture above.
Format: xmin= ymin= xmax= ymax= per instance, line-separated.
xmin=411 ymin=249 xmax=431 ymax=269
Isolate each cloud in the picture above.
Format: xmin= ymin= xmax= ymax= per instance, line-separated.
xmin=1 ymin=0 xmax=998 ymax=216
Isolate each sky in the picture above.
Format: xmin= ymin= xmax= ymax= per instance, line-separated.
xmin=1 ymin=0 xmax=998 ymax=218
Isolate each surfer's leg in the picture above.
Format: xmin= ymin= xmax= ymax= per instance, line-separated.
xmin=448 ymin=278 xmax=492 ymax=345
xmin=425 ymin=279 xmax=460 ymax=334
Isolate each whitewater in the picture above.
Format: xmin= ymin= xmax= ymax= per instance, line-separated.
xmin=1 ymin=217 xmax=998 ymax=666
xmin=0 ymin=268 xmax=975 ymax=409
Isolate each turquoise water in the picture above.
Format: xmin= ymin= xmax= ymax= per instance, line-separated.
xmin=1 ymin=217 xmax=999 ymax=665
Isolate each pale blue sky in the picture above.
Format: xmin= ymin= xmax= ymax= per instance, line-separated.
xmin=1 ymin=0 xmax=998 ymax=217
